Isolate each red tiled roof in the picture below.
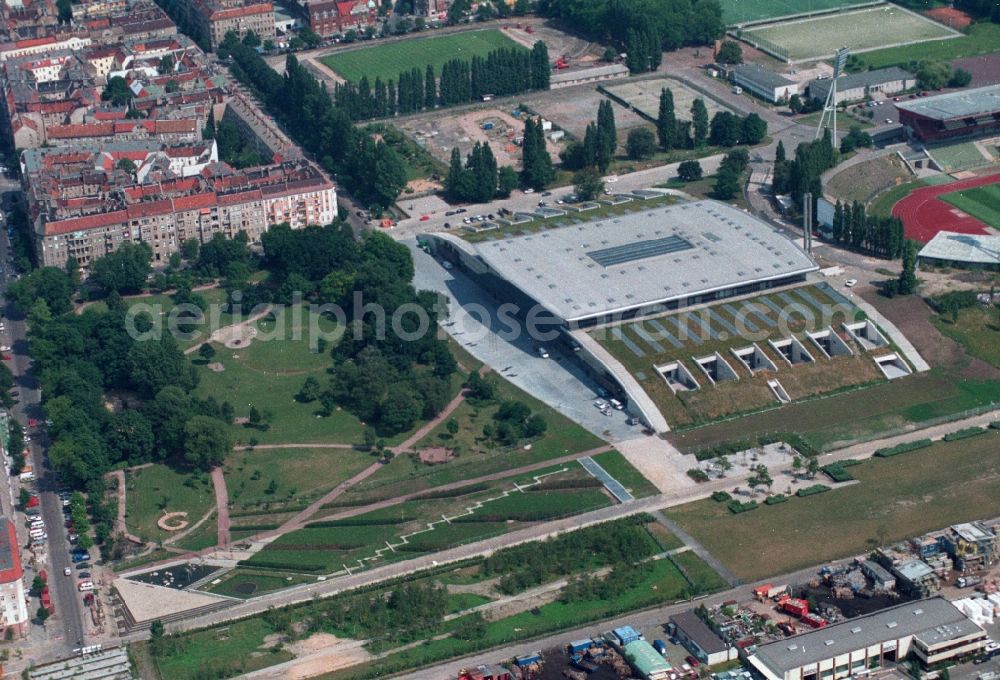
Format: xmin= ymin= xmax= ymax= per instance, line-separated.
xmin=44 ymin=209 xmax=127 ymax=235
xmin=218 ymin=188 xmax=261 ymax=205
xmin=155 ymin=119 xmax=197 ymax=133
xmin=13 ymin=35 xmax=55 ymax=49
xmin=172 ymin=192 xmax=216 ymax=211
xmin=209 ymin=2 xmax=272 ymax=20
xmin=94 ymin=110 xmax=127 ymax=120
xmin=126 ymin=199 xmax=173 ymax=219
xmin=46 ymin=122 xmax=115 ymax=138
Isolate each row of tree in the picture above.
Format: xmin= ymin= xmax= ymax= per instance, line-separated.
xmin=954 ymin=0 xmax=1000 ymax=22
xmin=772 ymin=132 xmax=839 ymax=216
xmin=444 ymin=142 xmax=519 ymax=203
xmin=537 ymin=0 xmax=725 ymax=54
xmin=325 ymin=42 xmax=550 ymax=121
xmin=560 ymin=100 xmax=617 ymax=172
xmin=657 ymin=88 xmax=766 ymax=151
xmin=831 ymin=201 xmax=906 ymax=259
xmin=222 ymin=34 xmax=407 ymax=209
xmin=712 ymin=147 xmax=749 ymax=200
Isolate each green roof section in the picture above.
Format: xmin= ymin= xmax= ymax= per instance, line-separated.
xmin=624 ymin=640 xmax=672 ymax=676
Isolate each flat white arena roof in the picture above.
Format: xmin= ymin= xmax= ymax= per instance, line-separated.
xmin=919 ymin=231 xmax=1000 ymax=266
xmin=464 ymin=200 xmax=817 ymax=323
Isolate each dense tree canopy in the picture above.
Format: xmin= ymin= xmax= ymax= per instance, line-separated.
xmin=90 ymin=242 xmax=153 ymax=295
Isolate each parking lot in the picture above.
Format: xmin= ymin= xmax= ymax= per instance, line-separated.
xmin=409 ymin=240 xmax=641 ymax=442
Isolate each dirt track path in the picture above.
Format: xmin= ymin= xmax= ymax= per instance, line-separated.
xmin=211 ymin=467 xmax=231 ymax=546
xmin=110 ymin=469 xmax=144 ymax=545
xmin=183 ymin=304 xmax=274 ymax=355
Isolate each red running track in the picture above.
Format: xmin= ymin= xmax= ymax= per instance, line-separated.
xmin=891 ymin=172 xmax=1000 ymax=243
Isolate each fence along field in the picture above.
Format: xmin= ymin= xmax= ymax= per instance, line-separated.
xmin=737 ymin=4 xmax=960 ymax=62
xmin=720 ymin=0 xmax=878 ymax=27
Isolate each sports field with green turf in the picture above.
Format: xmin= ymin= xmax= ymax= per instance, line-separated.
xmin=941 ymin=182 xmax=1000 ymax=228
xmin=320 ymin=30 xmax=524 ymax=83
xmin=720 ymin=0 xmax=873 ymax=26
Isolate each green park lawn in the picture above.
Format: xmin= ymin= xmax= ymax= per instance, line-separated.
xmin=941 ymin=182 xmax=1000 ymax=229
xmin=590 ymin=450 xmax=659 ymax=498
xmin=192 ymin=305 xmax=363 ymax=446
xmin=224 ymin=447 xmax=375 ymax=514
xmin=932 ymin=306 xmax=1000 ymax=369
xmin=668 ymin=430 xmax=1000 ymax=581
xmin=151 ymin=617 xmax=294 ymax=679
xmin=247 ymin=469 xmax=612 ymax=573
xmin=173 ymin=516 xmax=219 ymax=552
xmin=125 ymin=464 xmax=215 ymax=544
xmin=319 ymin=30 xmax=523 ymax=83
xmin=856 ymin=21 xmax=1000 ymax=70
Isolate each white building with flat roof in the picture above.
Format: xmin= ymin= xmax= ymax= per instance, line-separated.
xmin=427 ymin=200 xmax=817 ymax=327
xmin=747 ymin=597 xmax=988 ymax=680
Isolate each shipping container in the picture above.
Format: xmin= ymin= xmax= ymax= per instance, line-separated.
xmin=783 ymin=599 xmax=809 ymax=617
xmin=801 ymin=613 xmax=827 ymax=629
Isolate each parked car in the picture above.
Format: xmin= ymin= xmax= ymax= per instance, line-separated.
xmin=536 ymin=346 xmax=549 ymax=359
xmin=686 ymin=656 xmax=700 ymax=667
xmin=845 ymin=278 xmax=858 ymax=287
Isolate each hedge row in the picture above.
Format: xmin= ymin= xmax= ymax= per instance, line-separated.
xmin=874 ymin=439 xmax=932 ymax=457
xmin=943 ymin=427 xmax=986 ymax=442
xmin=308 ymin=517 xmax=413 ymax=527
xmin=531 ymin=477 xmax=603 ymax=491
xmin=840 ymin=459 xmax=862 ymax=467
xmin=822 ymin=464 xmax=854 ymax=483
xmin=411 ymin=483 xmax=490 ymax=501
xmin=687 ymin=469 xmax=710 ymax=483
xmin=236 ymin=559 xmax=325 ymax=572
xmin=711 ymin=491 xmax=732 ymax=503
xmin=694 ymin=432 xmax=817 ymax=461
xmin=764 ymin=494 xmax=789 ymax=505
xmin=728 ymin=500 xmax=758 ymax=514
xmin=229 ymin=523 xmax=280 ymax=530
xmin=796 ymin=484 xmax=830 ymax=497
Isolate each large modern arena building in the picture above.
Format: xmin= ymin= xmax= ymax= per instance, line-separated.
xmin=896 ymin=83 xmax=1000 ymax=142
xmin=427 ymin=200 xmax=817 ymax=328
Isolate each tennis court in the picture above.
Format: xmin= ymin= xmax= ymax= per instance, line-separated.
xmin=739 ymin=5 xmax=960 ymax=62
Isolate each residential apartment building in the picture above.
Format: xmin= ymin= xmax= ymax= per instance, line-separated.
xmin=0 ymin=519 xmax=28 ymax=639
xmin=179 ymin=0 xmax=275 ymax=49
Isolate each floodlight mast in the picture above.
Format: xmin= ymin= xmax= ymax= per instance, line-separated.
xmin=816 ymin=47 xmax=850 ymax=141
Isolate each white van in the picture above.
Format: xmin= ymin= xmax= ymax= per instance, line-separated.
xmin=29 ymin=529 xmax=46 ymax=540
xmin=78 ymin=581 xmax=94 ymax=592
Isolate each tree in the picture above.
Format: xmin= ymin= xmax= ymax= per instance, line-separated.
xmin=602 ymin=46 xmax=617 ymax=62
xmin=158 ymin=54 xmax=175 ymax=75
xmin=656 ymin=88 xmax=677 ymax=150
xmin=31 ymin=575 xmax=46 ymax=595
xmin=677 ymin=159 xmax=703 ymax=182
xmin=150 ymin=620 xmax=166 ymax=657
xmin=102 ymin=76 xmax=131 ymax=107
xmin=297 ymin=376 xmax=321 ymax=402
xmin=90 ymin=242 xmax=153 ymax=295
xmin=626 ymin=127 xmax=657 ymax=160
xmin=709 ymin=111 xmax=741 ymax=147
xmin=521 ymin=118 xmax=554 ymax=190
xmin=691 ymin=98 xmax=709 ymax=147
xmin=916 ymin=60 xmax=950 ymax=90
xmin=740 ymin=113 xmax=767 ymax=145
xmin=840 ymin=126 xmax=873 ymax=153
xmin=792 ymin=455 xmax=802 ymax=477
xmin=56 ymin=0 xmax=71 ymax=22
xmin=806 ymin=455 xmax=820 ymax=479
xmin=37 ymin=606 xmax=50 ymax=623
xmin=497 ymin=166 xmax=519 ymax=198
xmin=573 ymin=167 xmax=604 ymax=201
xmin=712 ymin=166 xmax=741 ymax=200
xmin=183 ymin=416 xmax=232 ymax=470
xmin=116 ymin=158 xmax=137 ymax=174
xmin=949 ymin=68 xmax=972 ymax=88
xmin=198 ymin=343 xmax=216 ymax=362
xmin=716 ymin=40 xmax=743 ymax=64
xmin=597 ymin=99 xmax=617 ymax=162
xmin=898 ymin=240 xmax=919 ymax=295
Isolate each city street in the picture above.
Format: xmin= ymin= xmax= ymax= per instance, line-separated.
xmin=0 ymin=186 xmax=86 ymax=665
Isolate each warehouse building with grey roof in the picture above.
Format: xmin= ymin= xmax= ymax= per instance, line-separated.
xmin=896 ymin=83 xmax=1000 ymax=142
xmin=747 ymin=597 xmax=988 ymax=680
xmin=427 ymin=200 xmax=817 ymax=327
